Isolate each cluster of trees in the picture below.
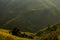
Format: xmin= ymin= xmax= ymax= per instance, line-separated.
xmin=10 ymin=27 xmax=34 ymax=39
xmin=47 ymin=25 xmax=57 ymax=32
xmin=36 ymin=24 xmax=59 ymax=36
xmin=36 ymin=24 xmax=60 ymax=40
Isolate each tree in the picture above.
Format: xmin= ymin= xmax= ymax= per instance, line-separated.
xmin=11 ymin=27 xmax=20 ymax=36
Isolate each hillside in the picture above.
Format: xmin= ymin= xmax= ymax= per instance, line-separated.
xmin=40 ymin=29 xmax=60 ymax=40
xmin=0 ymin=0 xmax=60 ymax=32
xmin=1 ymin=23 xmax=60 ymax=40
xmin=36 ymin=23 xmax=60 ymax=40
xmin=0 ymin=29 xmax=33 ymax=40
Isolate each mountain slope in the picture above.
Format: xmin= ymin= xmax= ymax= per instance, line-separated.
xmin=0 ymin=29 xmax=33 ymax=40
xmin=36 ymin=23 xmax=60 ymax=40
xmin=0 ymin=0 xmax=60 ymax=32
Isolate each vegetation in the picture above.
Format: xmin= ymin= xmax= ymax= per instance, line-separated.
xmin=0 ymin=29 xmax=33 ymax=40
xmin=0 ymin=23 xmax=60 ymax=40
xmin=35 ymin=23 xmax=60 ymax=40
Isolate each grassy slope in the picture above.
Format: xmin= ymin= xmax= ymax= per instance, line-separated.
xmin=0 ymin=29 xmax=33 ymax=40
xmin=1 ymin=25 xmax=60 ymax=40
xmin=37 ymin=27 xmax=60 ymax=40
xmin=41 ymin=29 xmax=60 ymax=40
